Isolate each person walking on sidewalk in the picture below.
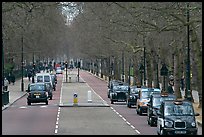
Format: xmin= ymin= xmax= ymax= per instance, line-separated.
xmin=10 ymin=73 xmax=16 ymax=85
xmin=4 ymin=77 xmax=9 ymax=91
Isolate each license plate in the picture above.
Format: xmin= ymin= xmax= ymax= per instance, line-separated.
xmin=175 ymin=130 xmax=186 ymax=134
xmin=36 ymin=95 xmax=39 ymax=98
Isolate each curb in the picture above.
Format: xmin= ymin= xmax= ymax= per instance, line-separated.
xmin=2 ymin=92 xmax=27 ymax=111
xmin=197 ymin=121 xmax=202 ymax=127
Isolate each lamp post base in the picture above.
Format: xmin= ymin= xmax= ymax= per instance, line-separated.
xmin=21 ymin=82 xmax=24 ymax=91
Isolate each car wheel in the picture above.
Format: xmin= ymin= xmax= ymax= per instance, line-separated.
xmin=147 ymin=116 xmax=150 ymax=125
xmin=46 ymin=101 xmax=48 ymax=105
xmin=160 ymin=127 xmax=166 ymax=135
xmin=138 ymin=107 xmax=142 ymax=115
xmin=27 ymin=102 xmax=31 ymax=105
xmin=149 ymin=117 xmax=154 ymax=126
xmin=50 ymin=96 xmax=52 ymax=100
xmin=136 ymin=107 xmax=139 ymax=114
xmin=111 ymin=100 xmax=114 ymax=104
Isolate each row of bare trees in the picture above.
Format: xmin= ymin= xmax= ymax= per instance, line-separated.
xmin=2 ymin=2 xmax=202 ymax=107
xmin=66 ymin=2 xmax=202 ymax=107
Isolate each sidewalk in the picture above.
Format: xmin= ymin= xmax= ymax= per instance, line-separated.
xmin=2 ymin=77 xmax=31 ymax=111
xmin=2 ymin=71 xmax=202 ymax=127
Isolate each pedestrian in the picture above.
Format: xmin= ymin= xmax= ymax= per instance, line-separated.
xmin=180 ymin=76 xmax=184 ymax=91
xmin=28 ymin=71 xmax=32 ymax=81
xmin=167 ymin=80 xmax=174 ymax=94
xmin=4 ymin=77 xmax=9 ymax=91
xmin=10 ymin=74 xmax=15 ymax=85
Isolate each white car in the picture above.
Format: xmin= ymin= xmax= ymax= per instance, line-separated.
xmin=56 ymin=67 xmax=62 ymax=74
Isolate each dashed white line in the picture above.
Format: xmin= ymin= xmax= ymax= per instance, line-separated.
xmin=135 ymin=130 xmax=141 ymax=134
xmin=111 ymin=107 xmax=141 ymax=135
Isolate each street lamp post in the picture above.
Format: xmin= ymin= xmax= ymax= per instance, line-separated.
xmin=21 ymin=36 xmax=24 ymax=91
xmin=139 ymin=63 xmax=144 ymax=86
xmin=160 ymin=63 xmax=168 ymax=92
xmin=143 ymin=47 xmax=146 ymax=86
xmin=185 ymin=2 xmax=192 ymax=101
xmin=122 ymin=50 xmax=125 ymax=82
xmin=32 ymin=52 xmax=35 ymax=83
xmin=2 ymin=32 xmax=5 ymax=91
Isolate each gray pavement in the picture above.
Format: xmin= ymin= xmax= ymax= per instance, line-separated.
xmin=2 ymin=70 xmax=202 ymax=128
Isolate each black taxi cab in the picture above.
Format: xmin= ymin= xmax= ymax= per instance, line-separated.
xmin=126 ymin=86 xmax=139 ymax=108
xmin=109 ymin=82 xmax=129 ymax=104
xmin=147 ymin=92 xmax=176 ymax=126
xmin=157 ymin=100 xmax=199 ymax=135
xmin=26 ymin=82 xmax=49 ymax=105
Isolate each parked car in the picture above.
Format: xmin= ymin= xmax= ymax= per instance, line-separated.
xmin=26 ymin=83 xmax=49 ymax=105
xmin=136 ymin=88 xmax=161 ymax=115
xmin=126 ymin=86 xmax=139 ymax=108
xmin=157 ymin=99 xmax=199 ymax=135
xmin=110 ymin=81 xmax=129 ymax=104
xmin=147 ymin=92 xmax=176 ymax=126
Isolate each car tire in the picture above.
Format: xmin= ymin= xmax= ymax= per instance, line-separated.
xmin=160 ymin=128 xmax=165 ymax=135
xmin=111 ymin=100 xmax=114 ymax=104
xmin=27 ymin=102 xmax=31 ymax=105
xmin=50 ymin=96 xmax=52 ymax=100
xmin=46 ymin=101 xmax=48 ymax=105
xmin=136 ymin=107 xmax=139 ymax=114
xmin=149 ymin=117 xmax=154 ymax=126
xmin=138 ymin=107 xmax=142 ymax=115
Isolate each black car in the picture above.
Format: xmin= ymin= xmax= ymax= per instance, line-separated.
xmin=107 ymin=80 xmax=121 ymax=98
xmin=110 ymin=82 xmax=129 ymax=104
xmin=45 ymin=82 xmax=53 ymax=100
xmin=157 ymin=100 xmax=199 ymax=135
xmin=50 ymin=74 xmax=57 ymax=91
xmin=126 ymin=86 xmax=139 ymax=108
xmin=26 ymin=83 xmax=49 ymax=105
xmin=147 ymin=92 xmax=176 ymax=126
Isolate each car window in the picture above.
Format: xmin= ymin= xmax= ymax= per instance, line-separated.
xmin=44 ymin=75 xmax=50 ymax=82
xmin=30 ymin=84 xmax=45 ymax=91
xmin=141 ymin=91 xmax=151 ymax=99
xmin=37 ymin=76 xmax=43 ymax=82
xmin=130 ymin=88 xmax=139 ymax=94
xmin=164 ymin=104 xmax=194 ymax=116
xmin=153 ymin=97 xmax=175 ymax=107
xmin=113 ymin=86 xmax=128 ymax=91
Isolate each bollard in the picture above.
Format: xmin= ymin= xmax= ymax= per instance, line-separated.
xmin=73 ymin=93 xmax=78 ymax=106
xmin=3 ymin=91 xmax=9 ymax=105
xmin=69 ymin=76 xmax=71 ymax=83
xmin=87 ymin=90 xmax=92 ymax=103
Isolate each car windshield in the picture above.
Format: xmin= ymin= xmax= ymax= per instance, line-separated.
xmin=30 ymin=84 xmax=45 ymax=91
xmin=142 ymin=91 xmax=151 ymax=99
xmin=37 ymin=76 xmax=43 ymax=82
xmin=164 ymin=104 xmax=194 ymax=116
xmin=130 ymin=87 xmax=138 ymax=94
xmin=44 ymin=75 xmax=50 ymax=82
xmin=153 ymin=97 xmax=175 ymax=107
xmin=113 ymin=86 xmax=129 ymax=91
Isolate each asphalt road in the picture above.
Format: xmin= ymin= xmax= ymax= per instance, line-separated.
xmin=2 ymin=70 xmax=202 ymax=135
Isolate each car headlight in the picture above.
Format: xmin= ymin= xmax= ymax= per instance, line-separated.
xmin=130 ymin=96 xmax=134 ymax=99
xmin=191 ymin=122 xmax=196 ymax=127
xmin=165 ymin=121 xmax=173 ymax=127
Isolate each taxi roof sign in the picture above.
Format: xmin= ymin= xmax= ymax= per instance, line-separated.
xmin=161 ymin=92 xmax=168 ymax=96
xmin=173 ymin=100 xmax=183 ymax=105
